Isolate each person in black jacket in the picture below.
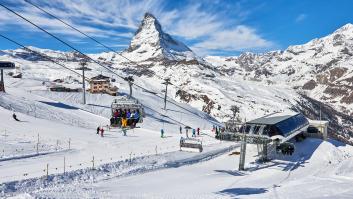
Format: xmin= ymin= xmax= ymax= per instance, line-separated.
xmin=13 ymin=113 xmax=20 ymax=121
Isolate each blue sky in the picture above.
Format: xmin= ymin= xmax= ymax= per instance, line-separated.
xmin=0 ymin=0 xmax=352 ymax=56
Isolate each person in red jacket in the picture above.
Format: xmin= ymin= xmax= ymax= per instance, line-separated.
xmin=197 ymin=127 xmax=200 ymax=136
xmin=100 ymin=127 xmax=104 ymax=137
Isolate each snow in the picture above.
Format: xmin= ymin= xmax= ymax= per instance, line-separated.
xmin=3 ymin=69 xmax=353 ymax=198
xmin=0 ymin=14 xmax=353 ymax=198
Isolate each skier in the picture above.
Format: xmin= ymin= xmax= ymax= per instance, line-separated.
xmin=197 ymin=127 xmax=200 ymax=136
xmin=100 ymin=127 xmax=104 ymax=137
xmin=161 ymin=129 xmax=164 ymax=138
xmin=121 ymin=116 xmax=127 ymax=128
xmin=186 ymin=128 xmax=189 ymax=138
xmin=192 ymin=129 xmax=196 ymax=137
xmin=179 ymin=126 xmax=182 ymax=134
xmin=96 ymin=126 xmax=100 ymax=134
xmin=12 ymin=113 xmax=20 ymax=121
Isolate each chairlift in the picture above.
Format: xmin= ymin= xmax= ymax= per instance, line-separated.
xmin=276 ymin=142 xmax=295 ymax=156
xmin=110 ymin=96 xmax=145 ymax=128
xmin=180 ymin=137 xmax=203 ymax=152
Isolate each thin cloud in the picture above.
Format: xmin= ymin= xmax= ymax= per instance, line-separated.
xmin=295 ymin=13 xmax=307 ymax=23
xmin=0 ymin=0 xmax=275 ymax=56
xmin=192 ymin=25 xmax=274 ymax=55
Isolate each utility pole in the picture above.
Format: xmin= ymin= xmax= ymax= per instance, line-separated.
xmin=239 ymin=119 xmax=247 ymax=171
xmin=0 ymin=69 xmax=4 ymax=92
xmin=125 ymin=76 xmax=134 ymax=98
xmin=0 ymin=61 xmax=16 ymax=92
xmin=75 ymin=62 xmax=91 ymax=104
xmin=162 ymin=78 xmax=172 ymax=110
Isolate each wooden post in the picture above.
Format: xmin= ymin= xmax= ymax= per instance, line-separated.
xmin=46 ymin=163 xmax=49 ymax=180
xmin=63 ymin=156 xmax=66 ymax=174
xmin=129 ymin=152 xmax=132 ymax=164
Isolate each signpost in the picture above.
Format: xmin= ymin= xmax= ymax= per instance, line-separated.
xmin=0 ymin=61 xmax=15 ymax=92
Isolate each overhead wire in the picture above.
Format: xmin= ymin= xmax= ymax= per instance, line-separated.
xmin=0 ymin=2 xmax=222 ymax=126
xmin=24 ymin=0 xmax=164 ymax=80
xmin=0 ymin=34 xmax=90 ymax=81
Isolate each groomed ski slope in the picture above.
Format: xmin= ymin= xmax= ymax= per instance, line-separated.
xmin=2 ymin=73 xmax=353 ymax=199
xmin=0 ymin=77 xmax=232 ymax=197
xmin=15 ymin=138 xmax=353 ymax=199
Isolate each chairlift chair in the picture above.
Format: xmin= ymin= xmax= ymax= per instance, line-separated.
xmin=110 ymin=96 xmax=145 ymax=128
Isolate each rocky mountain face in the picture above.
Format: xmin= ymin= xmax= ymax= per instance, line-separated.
xmin=120 ymin=13 xmax=206 ymax=66
xmin=1 ymin=14 xmax=353 ymax=141
xmin=207 ymin=23 xmax=353 ymax=115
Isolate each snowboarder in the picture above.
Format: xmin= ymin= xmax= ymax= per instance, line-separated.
xmin=100 ymin=127 xmax=104 ymax=137
xmin=179 ymin=126 xmax=182 ymax=134
xmin=161 ymin=129 xmax=164 ymax=138
xmin=197 ymin=127 xmax=200 ymax=136
xmin=12 ymin=113 xmax=19 ymax=121
xmin=96 ymin=126 xmax=100 ymax=134
xmin=192 ymin=129 xmax=196 ymax=137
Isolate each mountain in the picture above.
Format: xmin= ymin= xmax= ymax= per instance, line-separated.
xmin=1 ymin=15 xmax=353 ymax=142
xmin=207 ymin=23 xmax=353 ymax=114
xmin=119 ymin=13 xmax=204 ymax=66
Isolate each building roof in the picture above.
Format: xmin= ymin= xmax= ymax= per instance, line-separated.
xmin=247 ymin=112 xmax=299 ymax=125
xmin=0 ymin=61 xmax=15 ymax=70
xmin=91 ymin=74 xmax=110 ymax=81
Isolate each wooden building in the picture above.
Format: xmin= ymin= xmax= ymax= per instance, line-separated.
xmin=89 ymin=74 xmax=118 ymax=96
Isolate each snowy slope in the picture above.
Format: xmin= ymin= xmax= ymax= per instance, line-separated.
xmin=6 ymin=138 xmax=353 ymax=199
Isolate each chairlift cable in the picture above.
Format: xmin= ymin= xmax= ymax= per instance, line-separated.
xmin=0 ymin=2 xmax=221 ymax=126
xmin=24 ymin=0 xmax=227 ymax=123
xmin=0 ymin=34 xmax=90 ymax=81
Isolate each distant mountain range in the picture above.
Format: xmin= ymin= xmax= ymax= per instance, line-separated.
xmin=1 ymin=13 xmax=353 ymax=143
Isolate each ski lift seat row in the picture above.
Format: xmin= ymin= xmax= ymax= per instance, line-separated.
xmin=110 ymin=96 xmax=146 ymax=128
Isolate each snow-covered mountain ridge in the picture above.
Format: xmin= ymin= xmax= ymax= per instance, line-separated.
xmin=1 ymin=15 xmax=353 ymax=141
xmin=206 ymin=23 xmax=353 ymax=115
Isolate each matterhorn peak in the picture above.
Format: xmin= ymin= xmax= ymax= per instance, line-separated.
xmin=125 ymin=12 xmax=199 ymax=63
xmin=133 ymin=12 xmax=163 ymax=37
